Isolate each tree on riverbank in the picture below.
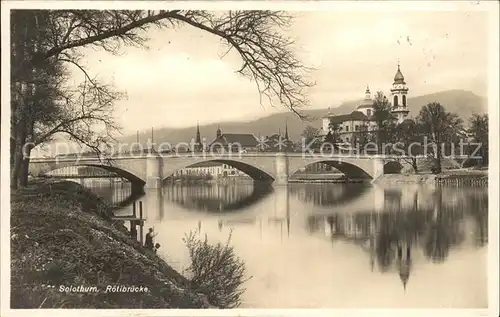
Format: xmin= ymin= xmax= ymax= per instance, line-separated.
xmin=467 ymin=113 xmax=488 ymax=166
xmin=10 ymin=10 xmax=313 ymax=188
xmin=394 ymin=119 xmax=422 ymax=173
xmin=301 ymin=125 xmax=321 ymax=150
xmin=416 ymin=102 xmax=462 ymax=174
xmin=372 ymin=92 xmax=397 ymax=154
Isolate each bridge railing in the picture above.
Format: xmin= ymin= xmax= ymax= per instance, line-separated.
xmin=29 ymin=151 xmax=429 ymax=163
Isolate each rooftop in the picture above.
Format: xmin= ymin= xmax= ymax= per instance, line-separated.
xmin=394 ymin=64 xmax=406 ymax=85
xmin=328 ymin=111 xmax=374 ymax=124
xmin=209 ymin=133 xmax=260 ymax=147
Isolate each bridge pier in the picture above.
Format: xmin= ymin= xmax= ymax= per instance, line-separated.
xmin=371 ymin=156 xmax=386 ymax=182
xmin=274 ymin=153 xmax=290 ymax=185
xmin=145 ymin=152 xmax=163 ymax=189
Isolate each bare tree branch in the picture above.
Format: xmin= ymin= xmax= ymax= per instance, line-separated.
xmin=10 ymin=9 xmax=313 ymax=187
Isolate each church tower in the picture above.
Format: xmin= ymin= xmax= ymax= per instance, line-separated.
xmin=397 ymin=240 xmax=412 ymax=292
xmin=390 ymin=61 xmax=410 ymax=124
xmin=356 ymin=85 xmax=374 ymax=117
xmin=284 ymin=119 xmax=289 ymax=140
xmin=194 ymin=121 xmax=202 ymax=152
xmin=216 ymin=125 xmax=222 ymax=138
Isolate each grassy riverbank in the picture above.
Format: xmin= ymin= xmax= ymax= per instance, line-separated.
xmin=10 ymin=180 xmax=212 ymax=308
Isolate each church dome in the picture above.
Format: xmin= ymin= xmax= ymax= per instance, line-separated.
xmin=394 ymin=64 xmax=406 ymax=84
xmin=357 ymin=100 xmax=373 ymax=109
xmin=357 ymin=85 xmax=374 ymax=109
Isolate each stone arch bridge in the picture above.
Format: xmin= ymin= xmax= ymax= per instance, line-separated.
xmin=29 ymin=152 xmax=414 ymax=189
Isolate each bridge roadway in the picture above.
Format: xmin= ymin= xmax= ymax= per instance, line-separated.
xmin=28 ymin=152 xmax=418 ymax=189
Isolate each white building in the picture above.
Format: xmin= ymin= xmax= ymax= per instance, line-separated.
xmin=172 ymin=161 xmax=249 ymax=178
xmin=390 ymin=63 xmax=410 ymax=123
xmin=320 ymin=63 xmax=411 ymax=144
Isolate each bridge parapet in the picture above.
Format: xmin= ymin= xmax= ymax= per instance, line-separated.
xmin=31 ymin=152 xmax=409 ymax=161
xmin=29 ymin=152 xmax=418 ymax=189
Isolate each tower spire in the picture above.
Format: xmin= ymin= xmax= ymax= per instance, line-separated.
xmin=216 ymin=124 xmax=222 ymax=138
xmin=284 ymin=118 xmax=289 ymax=140
xmin=365 ymin=85 xmax=371 ymax=100
xmin=391 ymin=59 xmax=409 ymax=123
xmin=195 ymin=121 xmax=201 ymax=151
xmin=150 ymin=127 xmax=154 ymax=151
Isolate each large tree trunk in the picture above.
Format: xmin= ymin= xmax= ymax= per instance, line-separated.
xmin=435 ymin=139 xmax=442 ymax=174
xmin=19 ymin=137 xmax=33 ymax=187
xmin=411 ymin=158 xmax=418 ymax=173
xmin=11 ymin=125 xmax=27 ymax=189
xmin=10 ymin=137 xmax=16 ymax=167
xmin=19 ymin=107 xmax=36 ymax=187
xmin=19 ymin=155 xmax=31 ymax=187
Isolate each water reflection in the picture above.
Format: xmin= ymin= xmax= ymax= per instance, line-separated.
xmin=63 ymin=178 xmax=141 ymax=208
xmin=290 ymin=183 xmax=370 ymax=206
xmin=103 ymin=182 xmax=487 ymax=308
xmin=162 ymin=182 xmax=274 ymax=212
xmin=306 ymin=186 xmax=487 ymax=291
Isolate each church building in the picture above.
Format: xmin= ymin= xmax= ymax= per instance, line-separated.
xmin=320 ymin=63 xmax=411 ymax=145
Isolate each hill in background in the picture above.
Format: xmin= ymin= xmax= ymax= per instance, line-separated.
xmin=119 ymin=89 xmax=487 ymax=145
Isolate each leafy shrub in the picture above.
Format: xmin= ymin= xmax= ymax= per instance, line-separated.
xmin=182 ymin=230 xmax=251 ymax=308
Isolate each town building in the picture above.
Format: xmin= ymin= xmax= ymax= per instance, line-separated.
xmin=172 ymin=125 xmax=260 ymax=178
xmin=259 ymin=122 xmax=295 ymax=152
xmin=171 ymin=161 xmax=249 ymax=178
xmin=319 ymin=63 xmax=411 ymax=145
xmin=194 ymin=121 xmax=203 ymax=152
xmin=208 ymin=126 xmax=260 ymax=153
xmin=175 ymin=122 xmax=294 ymax=178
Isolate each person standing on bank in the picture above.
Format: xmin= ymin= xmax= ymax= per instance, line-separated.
xmin=144 ymin=228 xmax=157 ymax=251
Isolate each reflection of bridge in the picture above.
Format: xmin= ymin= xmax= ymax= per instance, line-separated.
xmin=290 ymin=183 xmax=371 ymax=207
xmin=29 ymin=152 xmax=411 ymax=189
xmin=162 ymin=183 xmax=274 ymax=212
xmin=44 ymin=165 xmax=125 ymax=179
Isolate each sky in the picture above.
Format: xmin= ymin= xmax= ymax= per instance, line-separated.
xmin=74 ymin=5 xmax=491 ymax=134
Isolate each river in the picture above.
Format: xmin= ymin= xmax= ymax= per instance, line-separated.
xmin=90 ymin=180 xmax=488 ymax=308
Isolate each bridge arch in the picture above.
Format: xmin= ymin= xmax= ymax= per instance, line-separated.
xmin=383 ymin=161 xmax=404 ymax=174
xmin=164 ymin=182 xmax=274 ymax=212
xmin=37 ymin=163 xmax=146 ymax=186
xmin=291 ymin=159 xmax=373 ymax=180
xmin=162 ymin=159 xmax=275 ymax=182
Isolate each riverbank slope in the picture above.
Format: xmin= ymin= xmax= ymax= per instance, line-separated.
xmin=10 ymin=180 xmax=211 ymax=308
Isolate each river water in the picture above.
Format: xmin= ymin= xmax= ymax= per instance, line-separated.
xmin=94 ymin=181 xmax=487 ymax=308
